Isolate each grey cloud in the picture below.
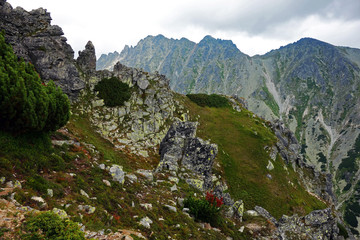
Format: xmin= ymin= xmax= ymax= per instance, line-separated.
xmin=169 ymin=0 xmax=360 ymax=36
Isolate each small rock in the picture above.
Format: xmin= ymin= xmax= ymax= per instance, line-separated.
xmin=109 ymin=165 xmax=125 ymax=184
xmin=140 ymin=203 xmax=153 ymax=210
xmin=80 ymin=189 xmax=90 ymax=198
xmin=31 ymin=196 xmax=45 ymax=203
xmin=6 ymin=181 xmax=13 ymax=188
xmin=132 ymin=201 xmax=135 ymax=208
xmin=177 ymin=197 xmax=184 ymax=207
xmin=47 ymin=189 xmax=53 ymax=197
xmin=0 ymin=177 xmax=5 ymax=184
xmin=168 ymin=176 xmax=179 ymax=184
xmin=126 ymin=174 xmax=138 ymax=183
xmin=53 ymin=208 xmax=68 ymax=218
xmin=266 ymin=174 xmax=272 ymax=180
xmin=14 ymin=180 xmax=22 ymax=189
xmin=99 ymin=163 xmax=105 ymax=170
xmin=170 ymin=184 xmax=177 ymax=192
xmin=245 ymin=210 xmax=259 ymax=217
xmin=164 ymin=204 xmax=177 ymax=212
xmin=139 ymin=216 xmax=153 ymax=229
xmin=102 ymin=180 xmax=111 ymax=187
xmin=239 ymin=226 xmax=245 ymax=233
xmin=182 ymin=208 xmax=190 ymax=213
xmin=267 ymin=160 xmax=274 ymax=170
xmin=136 ymin=169 xmax=153 ymax=181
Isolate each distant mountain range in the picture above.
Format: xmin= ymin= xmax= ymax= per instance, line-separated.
xmin=97 ymin=35 xmax=360 ymax=233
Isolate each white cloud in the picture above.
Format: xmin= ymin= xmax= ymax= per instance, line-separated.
xmin=7 ymin=0 xmax=360 ymax=58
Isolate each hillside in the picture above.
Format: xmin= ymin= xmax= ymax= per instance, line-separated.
xmin=0 ymin=0 xmax=349 ymax=239
xmin=98 ymin=34 xmax=360 ymax=234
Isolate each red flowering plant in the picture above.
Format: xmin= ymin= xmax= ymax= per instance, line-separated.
xmin=183 ymin=191 xmax=224 ymax=226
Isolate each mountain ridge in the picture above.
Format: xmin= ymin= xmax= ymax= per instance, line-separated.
xmin=97 ymin=33 xmax=360 ymax=234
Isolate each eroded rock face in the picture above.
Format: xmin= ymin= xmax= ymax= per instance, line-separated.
xmin=269 ymin=119 xmax=336 ymax=205
xmin=0 ymin=0 xmax=84 ymax=99
xmin=255 ymin=206 xmax=339 ymax=239
xmin=77 ymin=41 xmax=96 ymax=76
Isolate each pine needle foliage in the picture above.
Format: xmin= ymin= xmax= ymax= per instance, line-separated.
xmin=0 ymin=32 xmax=70 ymax=134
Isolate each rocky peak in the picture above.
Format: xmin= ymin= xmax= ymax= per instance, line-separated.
xmin=77 ymin=41 xmax=96 ymax=75
xmin=0 ymin=0 xmax=84 ymax=100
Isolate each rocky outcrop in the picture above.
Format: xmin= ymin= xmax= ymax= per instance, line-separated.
xmin=0 ymin=0 xmax=84 ymax=99
xmin=157 ymin=120 xmax=218 ymax=189
xmin=76 ymin=62 xmax=180 ymax=157
xmin=77 ymin=41 xmax=96 ymax=76
xmin=269 ymin=119 xmax=337 ymax=205
xmin=255 ymin=206 xmax=339 ymax=239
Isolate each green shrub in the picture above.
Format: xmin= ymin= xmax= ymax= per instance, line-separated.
xmin=94 ymin=77 xmax=131 ymax=107
xmin=186 ymin=94 xmax=230 ymax=108
xmin=22 ymin=211 xmax=86 ymax=240
xmin=184 ymin=192 xmax=223 ymax=226
xmin=0 ymin=32 xmax=70 ymax=134
xmin=337 ymin=222 xmax=349 ymax=238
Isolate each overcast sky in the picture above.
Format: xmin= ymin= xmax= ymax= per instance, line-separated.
xmin=7 ymin=0 xmax=360 ymax=58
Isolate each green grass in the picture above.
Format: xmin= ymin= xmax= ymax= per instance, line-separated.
xmin=180 ymin=94 xmax=327 ymax=219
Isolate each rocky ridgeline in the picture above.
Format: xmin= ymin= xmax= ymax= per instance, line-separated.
xmin=270 ymin=120 xmax=337 ymax=205
xmin=0 ymin=0 xmax=84 ymax=99
xmin=76 ymin=61 xmax=184 ymax=158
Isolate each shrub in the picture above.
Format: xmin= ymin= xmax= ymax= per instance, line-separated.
xmin=184 ymin=192 xmax=224 ymax=226
xmin=0 ymin=32 xmax=70 ymax=134
xmin=22 ymin=211 xmax=86 ymax=240
xmin=94 ymin=77 xmax=131 ymax=107
xmin=186 ymin=93 xmax=230 ymax=108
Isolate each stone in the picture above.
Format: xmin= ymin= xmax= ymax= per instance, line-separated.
xmin=0 ymin=177 xmax=5 ymax=184
xmin=140 ymin=203 xmax=153 ymax=210
xmin=47 ymin=189 xmax=53 ymax=197
xmin=80 ymin=189 xmax=90 ymax=198
xmin=186 ymin=179 xmax=204 ymax=191
xmin=170 ymin=184 xmax=177 ymax=192
xmin=245 ymin=210 xmax=259 ymax=217
xmin=99 ymin=163 xmax=106 ymax=170
xmin=177 ymin=198 xmax=184 ymax=207
xmin=168 ymin=176 xmax=179 ymax=184
xmin=136 ymin=169 xmax=153 ymax=181
xmin=31 ymin=196 xmax=45 ymax=203
xmin=139 ymin=216 xmax=153 ymax=229
xmin=267 ymin=161 xmax=274 ymax=170
xmin=102 ymin=180 xmax=111 ymax=187
xmin=126 ymin=174 xmax=138 ymax=182
xmin=6 ymin=181 xmax=13 ymax=188
xmin=53 ymin=208 xmax=68 ymax=219
xmin=14 ymin=180 xmax=22 ymax=189
xmin=109 ymin=165 xmax=125 ymax=184
xmin=266 ymin=174 xmax=272 ymax=180
xmin=232 ymin=200 xmax=244 ymax=218
xmin=164 ymin=204 xmax=177 ymax=212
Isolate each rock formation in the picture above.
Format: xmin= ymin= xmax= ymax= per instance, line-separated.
xmin=0 ymin=0 xmax=84 ymax=99
xmin=77 ymin=41 xmax=96 ymax=76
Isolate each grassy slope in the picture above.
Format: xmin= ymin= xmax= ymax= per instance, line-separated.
xmin=179 ymin=94 xmax=327 ymax=219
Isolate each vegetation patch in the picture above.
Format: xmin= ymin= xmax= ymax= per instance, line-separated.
xmin=21 ymin=211 xmax=86 ymax=240
xmin=94 ymin=77 xmax=131 ymax=107
xmin=0 ymin=32 xmax=70 ymax=134
xmin=186 ymin=94 xmax=230 ymax=108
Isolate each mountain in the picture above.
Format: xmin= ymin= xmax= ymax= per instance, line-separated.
xmin=98 ymin=34 xmax=360 ymax=234
xmin=0 ymin=0 xmax=348 ymax=238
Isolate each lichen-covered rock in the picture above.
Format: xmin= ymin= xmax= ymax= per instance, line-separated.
xmin=255 ymin=206 xmax=339 ymax=239
xmin=232 ymin=200 xmax=244 ymax=218
xmin=0 ymin=0 xmax=84 ymax=99
xmin=109 ymin=165 xmax=125 ymax=184
xmin=139 ymin=216 xmax=153 ymax=229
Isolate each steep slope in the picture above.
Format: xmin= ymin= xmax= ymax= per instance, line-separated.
xmin=99 ymin=35 xmax=360 ymax=234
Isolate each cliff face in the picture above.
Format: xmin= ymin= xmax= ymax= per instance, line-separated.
xmin=0 ymin=0 xmax=84 ymax=99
